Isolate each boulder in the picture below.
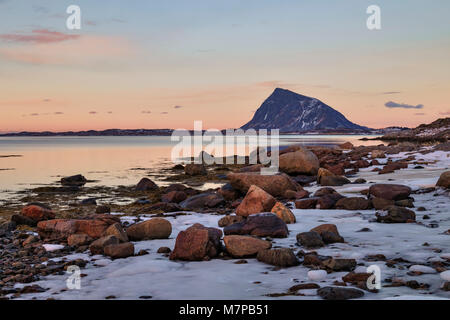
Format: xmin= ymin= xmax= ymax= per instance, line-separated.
xmin=227 ymin=172 xmax=298 ymax=197
xmin=224 ymin=213 xmax=288 ymax=238
xmin=284 ymin=189 xmax=310 ymax=200
xmin=223 ymin=235 xmax=271 ymax=258
xmin=313 ymin=187 xmax=338 ymax=197
xmin=126 ymin=218 xmax=172 ymax=241
xmin=339 ymin=142 xmax=354 ymax=150
xmin=67 ymin=234 xmax=93 ymax=247
xmin=161 ymin=191 xmax=187 ymax=203
xmin=37 ymin=215 xmax=119 ymax=240
xmin=104 ymin=242 xmax=135 ymax=259
xmin=317 ymin=168 xmax=335 ymax=183
xmin=371 ymin=197 xmax=395 ymax=210
xmin=319 ymin=175 xmax=351 ymax=187
xmin=218 ymin=183 xmax=240 ymax=201
xmin=279 ymin=148 xmax=320 ymax=175
xmin=95 ymin=205 xmax=111 ymax=214
xmin=184 ymin=164 xmax=207 ymax=176
xmin=376 ymin=205 xmax=416 ymax=223
xmin=369 ymin=184 xmax=412 ymax=201
xmin=316 ymin=194 xmax=344 ymax=209
xmin=61 ymin=174 xmax=87 ymax=186
xmin=256 ymin=248 xmax=299 ymax=267
xmin=322 ymin=258 xmax=356 ymax=271
xmin=271 ymin=202 xmax=296 ymax=224
xmin=105 ymin=223 xmax=128 ymax=243
xmin=318 ymin=287 xmax=364 ymax=300
xmin=11 ymin=214 xmax=36 ymax=227
xmin=236 ymin=185 xmax=276 ymax=217
xmin=21 ymin=205 xmax=55 ymax=222
xmin=170 ymin=224 xmax=222 ymax=261
xmin=335 ymin=197 xmax=370 ymax=210
xmin=296 ymin=231 xmax=324 ymax=248
xmin=371 ymin=150 xmax=386 ymax=158
xmin=218 ymin=215 xmax=245 ymax=227
xmin=310 ymin=224 xmax=344 ymax=244
xmin=89 ymin=235 xmax=120 ymax=255
xmin=295 ymin=198 xmax=318 ymax=209
xmin=436 ymin=171 xmax=450 ymax=189
xmin=135 ymin=178 xmax=159 ymax=191
xmin=179 ymin=193 xmax=225 ymax=210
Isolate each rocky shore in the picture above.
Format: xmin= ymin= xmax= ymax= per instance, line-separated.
xmin=0 ymin=140 xmax=449 ymax=300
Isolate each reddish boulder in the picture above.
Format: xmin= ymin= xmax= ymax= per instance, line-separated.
xmin=271 ymin=202 xmax=296 ymax=224
xmin=376 ymin=205 xmax=416 ymax=223
xmin=104 ymin=242 xmax=135 ymax=259
xmin=279 ymin=148 xmax=320 ymax=175
xmin=369 ymin=184 xmax=412 ymax=201
xmin=21 ymin=205 xmax=55 ymax=222
xmin=224 ymin=235 xmax=271 ymax=258
xmin=179 ymin=193 xmax=224 ymax=210
xmin=436 ymin=171 xmax=450 ymax=189
xmin=89 ymin=235 xmax=120 ymax=255
xmin=136 ymin=178 xmax=159 ymax=191
xmin=170 ymin=224 xmax=222 ymax=261
xmin=161 ymin=191 xmax=187 ymax=203
xmin=126 ymin=218 xmax=172 ymax=241
xmin=295 ymin=198 xmax=319 ymax=209
xmin=224 ymin=213 xmax=288 ymax=238
xmin=227 ymin=172 xmax=298 ymax=197
xmin=256 ymin=248 xmax=299 ymax=267
xmin=184 ymin=164 xmax=207 ymax=176
xmin=335 ymin=197 xmax=371 ymax=210
xmin=218 ymin=215 xmax=245 ymax=227
xmin=236 ymin=185 xmax=276 ymax=217
xmin=67 ymin=234 xmax=93 ymax=247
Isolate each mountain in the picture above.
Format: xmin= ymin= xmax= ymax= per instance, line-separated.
xmin=380 ymin=117 xmax=449 ymax=142
xmin=241 ymin=88 xmax=369 ymax=132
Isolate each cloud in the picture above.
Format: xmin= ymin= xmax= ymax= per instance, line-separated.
xmin=161 ymin=112 xmax=168 ymax=114
xmin=414 ymin=113 xmax=425 ymax=116
xmin=382 ymin=91 xmax=401 ymax=95
xmin=54 ymin=112 xmax=64 ymax=115
xmin=173 ymin=105 xmax=183 ymax=109
xmin=89 ymin=111 xmax=97 ymax=114
xmin=30 ymin=113 xmax=39 ymax=116
xmin=385 ymin=101 xmax=424 ymax=109
xmin=439 ymin=111 xmax=450 ymax=116
xmin=0 ymin=29 xmax=80 ymax=44
xmin=0 ymin=34 xmax=134 ymax=66
xmin=142 ymin=110 xmax=152 ymax=114
xmin=32 ymin=5 xmax=50 ymax=14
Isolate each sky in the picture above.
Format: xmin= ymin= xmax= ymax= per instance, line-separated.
xmin=0 ymin=0 xmax=449 ymax=132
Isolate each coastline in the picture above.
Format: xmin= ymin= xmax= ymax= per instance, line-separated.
xmin=1 ymin=140 xmax=449 ymax=300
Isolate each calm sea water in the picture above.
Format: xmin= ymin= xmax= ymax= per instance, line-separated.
xmin=0 ymin=135 xmax=380 ymax=195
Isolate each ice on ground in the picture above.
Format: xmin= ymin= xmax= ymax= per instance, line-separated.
xmin=440 ymin=271 xmax=450 ymax=281
xmin=42 ymin=244 xmax=65 ymax=252
xmin=409 ymin=265 xmax=438 ymax=274
xmin=11 ymin=148 xmax=450 ymax=300
xmin=307 ymin=270 xmax=327 ymax=281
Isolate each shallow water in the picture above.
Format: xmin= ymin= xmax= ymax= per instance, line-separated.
xmin=0 ymin=135 xmax=380 ymax=194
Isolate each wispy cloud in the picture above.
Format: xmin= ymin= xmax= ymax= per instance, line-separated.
xmin=161 ymin=112 xmax=168 ymax=114
xmin=174 ymin=105 xmax=183 ymax=109
xmin=0 ymin=29 xmax=80 ymax=44
xmin=88 ymin=111 xmax=97 ymax=114
xmin=141 ymin=110 xmax=152 ymax=114
xmin=382 ymin=91 xmax=401 ymax=95
xmin=0 ymin=34 xmax=134 ymax=66
xmin=439 ymin=111 xmax=450 ymax=116
xmin=385 ymin=101 xmax=424 ymax=109
xmin=414 ymin=112 xmax=425 ymax=116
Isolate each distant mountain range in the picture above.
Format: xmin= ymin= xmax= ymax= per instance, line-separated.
xmin=1 ymin=88 xmax=378 ymax=136
xmin=241 ymin=88 xmax=370 ymax=133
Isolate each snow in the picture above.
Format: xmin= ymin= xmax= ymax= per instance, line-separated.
xmin=42 ymin=244 xmax=65 ymax=252
xmin=440 ymin=271 xmax=450 ymax=281
xmin=307 ymin=270 xmax=327 ymax=281
xmin=10 ymin=147 xmax=450 ymax=300
xmin=409 ymin=265 xmax=438 ymax=274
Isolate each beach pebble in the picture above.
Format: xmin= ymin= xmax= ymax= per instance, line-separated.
xmin=42 ymin=244 xmax=65 ymax=252
xmin=440 ymin=253 xmax=450 ymax=260
xmin=409 ymin=265 xmax=437 ymax=274
xmin=440 ymin=270 xmax=450 ymax=281
xmin=308 ymin=270 xmax=327 ymax=281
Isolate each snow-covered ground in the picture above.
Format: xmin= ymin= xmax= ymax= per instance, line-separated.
xmin=13 ymin=149 xmax=450 ymax=300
